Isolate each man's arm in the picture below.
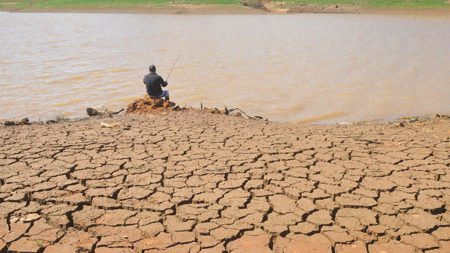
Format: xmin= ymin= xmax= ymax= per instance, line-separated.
xmin=159 ymin=76 xmax=168 ymax=87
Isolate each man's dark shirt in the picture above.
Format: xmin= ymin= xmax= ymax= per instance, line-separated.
xmin=143 ymin=72 xmax=167 ymax=97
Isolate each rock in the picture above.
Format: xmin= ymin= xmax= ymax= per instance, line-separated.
xmin=21 ymin=118 xmax=30 ymax=124
xmin=9 ymin=216 xmax=20 ymax=223
xmin=100 ymin=122 xmax=120 ymax=128
xmin=86 ymin=107 xmax=100 ymax=116
xmin=23 ymin=213 xmax=41 ymax=222
xmin=4 ymin=118 xmax=30 ymax=126
xmin=211 ymin=108 xmax=221 ymax=114
xmin=435 ymin=114 xmax=450 ymax=118
xmin=4 ymin=121 xmax=15 ymax=126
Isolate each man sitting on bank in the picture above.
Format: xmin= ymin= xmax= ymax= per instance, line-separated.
xmin=143 ymin=65 xmax=169 ymax=100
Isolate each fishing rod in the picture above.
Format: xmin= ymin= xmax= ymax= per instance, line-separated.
xmin=165 ymin=52 xmax=182 ymax=83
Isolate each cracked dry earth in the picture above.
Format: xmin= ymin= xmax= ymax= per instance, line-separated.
xmin=0 ymin=111 xmax=449 ymax=253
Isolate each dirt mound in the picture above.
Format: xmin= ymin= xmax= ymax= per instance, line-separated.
xmin=126 ymin=95 xmax=177 ymax=114
xmin=126 ymin=95 xmax=266 ymax=120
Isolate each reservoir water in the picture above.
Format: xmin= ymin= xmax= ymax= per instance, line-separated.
xmin=1 ymin=12 xmax=449 ymax=123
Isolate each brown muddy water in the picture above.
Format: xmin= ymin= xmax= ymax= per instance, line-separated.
xmin=1 ymin=12 xmax=449 ymax=123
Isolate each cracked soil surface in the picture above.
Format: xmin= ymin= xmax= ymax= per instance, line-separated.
xmin=0 ymin=111 xmax=449 ymax=253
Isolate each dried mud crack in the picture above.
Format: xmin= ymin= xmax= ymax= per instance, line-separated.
xmin=0 ymin=111 xmax=449 ymax=253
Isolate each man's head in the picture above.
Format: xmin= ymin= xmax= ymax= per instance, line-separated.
xmin=149 ymin=65 xmax=156 ymax=73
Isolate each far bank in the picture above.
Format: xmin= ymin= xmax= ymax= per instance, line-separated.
xmin=1 ymin=0 xmax=450 ymax=15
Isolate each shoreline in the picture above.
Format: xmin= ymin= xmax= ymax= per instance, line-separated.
xmin=2 ymin=102 xmax=449 ymax=126
xmin=1 ymin=95 xmax=450 ymax=126
xmin=2 ymin=4 xmax=450 ymax=16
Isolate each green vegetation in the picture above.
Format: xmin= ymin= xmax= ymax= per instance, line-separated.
xmin=0 ymin=0 xmax=448 ymax=11
xmin=366 ymin=0 xmax=449 ymax=7
xmin=0 ymin=0 xmax=241 ymax=10
xmin=29 ymin=0 xmax=241 ymax=7
xmin=283 ymin=0 xmax=448 ymax=7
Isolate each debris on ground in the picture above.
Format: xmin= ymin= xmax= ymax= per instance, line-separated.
xmin=208 ymin=106 xmax=266 ymax=120
xmin=435 ymin=114 xmax=450 ymax=119
xmin=400 ymin=116 xmax=419 ymax=123
xmin=395 ymin=122 xmax=405 ymax=127
xmin=87 ymin=107 xmax=124 ymax=117
xmin=100 ymin=122 xmax=120 ymax=128
xmin=211 ymin=108 xmax=221 ymax=114
xmin=3 ymin=118 xmax=30 ymax=126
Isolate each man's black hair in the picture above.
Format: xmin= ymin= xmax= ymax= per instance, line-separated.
xmin=149 ymin=65 xmax=156 ymax=73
